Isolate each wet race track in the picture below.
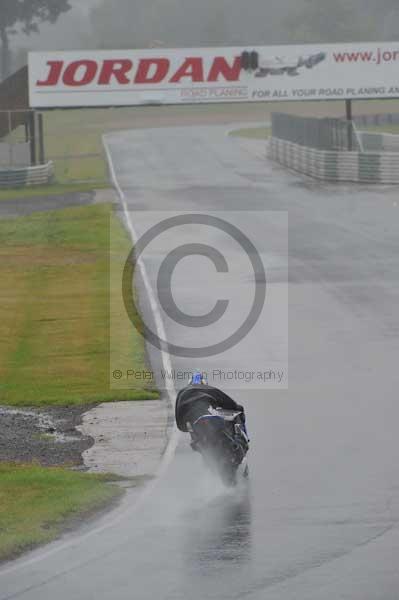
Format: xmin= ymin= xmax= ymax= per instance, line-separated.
xmin=1 ymin=126 xmax=399 ymax=599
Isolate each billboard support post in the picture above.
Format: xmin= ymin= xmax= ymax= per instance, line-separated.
xmin=38 ymin=113 xmax=45 ymax=165
xmin=28 ymin=110 xmax=36 ymax=166
xmin=345 ymin=99 xmax=353 ymax=151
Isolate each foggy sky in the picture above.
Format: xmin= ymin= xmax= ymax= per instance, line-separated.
xmin=12 ymin=0 xmax=101 ymax=50
xmin=9 ymin=0 xmax=399 ymax=58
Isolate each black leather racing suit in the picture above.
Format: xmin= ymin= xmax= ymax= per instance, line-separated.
xmin=175 ymin=384 xmax=245 ymax=433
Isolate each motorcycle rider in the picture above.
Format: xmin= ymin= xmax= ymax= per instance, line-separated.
xmin=175 ymin=371 xmax=249 ymax=452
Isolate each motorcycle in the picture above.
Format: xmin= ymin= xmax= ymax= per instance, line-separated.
xmin=188 ymin=407 xmax=249 ymax=487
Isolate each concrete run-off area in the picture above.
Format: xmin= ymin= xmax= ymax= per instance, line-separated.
xmin=77 ymin=400 xmax=170 ymax=478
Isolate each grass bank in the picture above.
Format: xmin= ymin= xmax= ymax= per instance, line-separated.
xmin=0 ymin=463 xmax=122 ymax=562
xmin=231 ymin=123 xmax=399 ymax=140
xmin=229 ymin=126 xmax=271 ymax=139
xmin=362 ymin=124 xmax=399 ymax=135
xmin=0 ymin=202 xmax=158 ymax=407
xmin=41 ymin=105 xmax=271 ymax=185
xmin=0 ymin=182 xmax=108 ymax=201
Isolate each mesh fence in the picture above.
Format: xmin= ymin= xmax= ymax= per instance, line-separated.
xmin=271 ymin=113 xmax=361 ymax=151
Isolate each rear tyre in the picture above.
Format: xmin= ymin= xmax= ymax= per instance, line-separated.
xmin=220 ymin=464 xmax=237 ymax=487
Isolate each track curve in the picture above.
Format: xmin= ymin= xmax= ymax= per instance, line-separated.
xmin=1 ymin=126 xmax=399 ymax=600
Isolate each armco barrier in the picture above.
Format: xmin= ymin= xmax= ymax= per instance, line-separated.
xmin=269 ymin=138 xmax=399 ymax=184
xmin=0 ymin=161 xmax=54 ymax=188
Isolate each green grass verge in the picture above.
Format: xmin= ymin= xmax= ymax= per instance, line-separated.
xmin=0 ymin=182 xmax=108 ymax=201
xmin=0 ymin=202 xmax=158 ymax=407
xmin=229 ymin=126 xmax=271 ymax=140
xmin=22 ymin=110 xmax=111 ymax=185
xmin=363 ymin=124 xmax=399 ymax=135
xmin=0 ymin=463 xmax=122 ymax=562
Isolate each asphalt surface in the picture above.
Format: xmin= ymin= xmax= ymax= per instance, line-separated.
xmin=0 ymin=191 xmax=97 ymax=218
xmin=1 ymin=126 xmax=399 ymax=599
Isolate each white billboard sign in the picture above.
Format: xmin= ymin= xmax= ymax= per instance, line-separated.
xmin=29 ymin=43 xmax=399 ymax=108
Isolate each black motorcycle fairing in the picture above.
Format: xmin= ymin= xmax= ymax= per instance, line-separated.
xmin=175 ymin=384 xmax=244 ymax=432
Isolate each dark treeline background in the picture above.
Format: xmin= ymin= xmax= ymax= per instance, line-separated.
xmin=2 ymin=0 xmax=399 ymax=79
xmin=88 ymin=0 xmax=398 ymax=48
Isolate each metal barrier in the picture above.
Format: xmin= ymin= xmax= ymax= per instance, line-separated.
xmin=271 ymin=113 xmax=360 ymax=151
xmin=269 ymin=138 xmax=399 ymax=184
xmin=0 ymin=161 xmax=54 ymax=189
xmin=269 ymin=112 xmax=399 ymax=183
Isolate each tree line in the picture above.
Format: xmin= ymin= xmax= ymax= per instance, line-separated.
xmin=1 ymin=0 xmax=398 ymax=81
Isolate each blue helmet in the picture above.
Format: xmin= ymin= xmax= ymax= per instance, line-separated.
xmin=190 ymin=371 xmax=207 ymax=385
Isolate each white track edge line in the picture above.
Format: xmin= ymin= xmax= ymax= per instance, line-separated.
xmin=103 ymin=134 xmax=180 ymax=476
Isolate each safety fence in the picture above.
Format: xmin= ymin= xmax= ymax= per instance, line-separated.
xmin=0 ymin=161 xmax=54 ymax=189
xmin=270 ymin=113 xmax=399 ymax=184
xmin=271 ymin=113 xmax=361 ymax=152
